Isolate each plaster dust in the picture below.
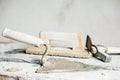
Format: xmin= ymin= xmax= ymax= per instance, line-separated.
xmin=0 ymin=42 xmax=120 ymax=80
xmin=0 ymin=56 xmax=100 ymax=73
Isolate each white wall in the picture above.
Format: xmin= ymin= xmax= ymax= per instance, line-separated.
xmin=0 ymin=0 xmax=120 ymax=46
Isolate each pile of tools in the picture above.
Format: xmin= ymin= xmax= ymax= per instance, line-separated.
xmin=2 ymin=28 xmax=120 ymax=66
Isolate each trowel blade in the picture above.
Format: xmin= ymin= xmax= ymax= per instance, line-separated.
xmin=35 ymin=58 xmax=100 ymax=73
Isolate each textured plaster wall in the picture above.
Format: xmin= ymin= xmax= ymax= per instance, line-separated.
xmin=0 ymin=0 xmax=120 ymax=46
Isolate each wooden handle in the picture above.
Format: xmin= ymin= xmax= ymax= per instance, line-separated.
xmin=2 ymin=28 xmax=44 ymax=47
xmin=97 ymin=46 xmax=120 ymax=54
xmin=106 ymin=47 xmax=120 ymax=53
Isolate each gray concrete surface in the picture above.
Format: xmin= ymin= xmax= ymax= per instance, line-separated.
xmin=0 ymin=42 xmax=120 ymax=80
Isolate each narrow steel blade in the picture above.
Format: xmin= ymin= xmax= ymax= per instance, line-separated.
xmin=86 ymin=35 xmax=92 ymax=51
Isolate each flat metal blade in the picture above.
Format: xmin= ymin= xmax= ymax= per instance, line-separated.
xmin=86 ymin=35 xmax=92 ymax=51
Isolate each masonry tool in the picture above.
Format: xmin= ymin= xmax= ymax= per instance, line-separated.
xmin=86 ymin=35 xmax=111 ymax=62
xmin=2 ymin=28 xmax=48 ymax=66
xmin=2 ymin=28 xmax=93 ymax=65
xmin=26 ymin=32 xmax=92 ymax=58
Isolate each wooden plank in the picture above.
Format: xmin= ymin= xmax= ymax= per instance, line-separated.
xmin=39 ymin=32 xmax=84 ymax=51
xmin=0 ymin=75 xmax=21 ymax=80
xmin=26 ymin=32 xmax=91 ymax=58
xmin=39 ymin=32 xmax=78 ymax=41
xmin=105 ymin=47 xmax=120 ymax=53
xmin=26 ymin=46 xmax=92 ymax=58
xmin=97 ymin=46 xmax=120 ymax=54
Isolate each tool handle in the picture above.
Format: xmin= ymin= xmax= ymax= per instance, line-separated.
xmin=106 ymin=47 xmax=120 ymax=53
xmin=97 ymin=46 xmax=120 ymax=54
xmin=2 ymin=28 xmax=44 ymax=47
xmin=94 ymin=51 xmax=111 ymax=62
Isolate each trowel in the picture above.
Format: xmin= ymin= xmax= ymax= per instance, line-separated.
xmin=2 ymin=28 xmax=99 ymax=73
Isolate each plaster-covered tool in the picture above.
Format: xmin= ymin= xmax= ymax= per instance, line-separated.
xmin=2 ymin=28 xmax=48 ymax=66
xmin=2 ymin=28 xmax=92 ymax=65
xmin=26 ymin=32 xmax=92 ymax=58
xmin=86 ymin=35 xmax=111 ymax=62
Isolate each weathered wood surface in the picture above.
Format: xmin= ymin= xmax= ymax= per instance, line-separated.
xmin=0 ymin=75 xmax=21 ymax=80
xmin=2 ymin=28 xmax=44 ymax=47
xmin=39 ymin=32 xmax=84 ymax=51
xmin=26 ymin=46 xmax=92 ymax=58
xmin=26 ymin=32 xmax=92 ymax=58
